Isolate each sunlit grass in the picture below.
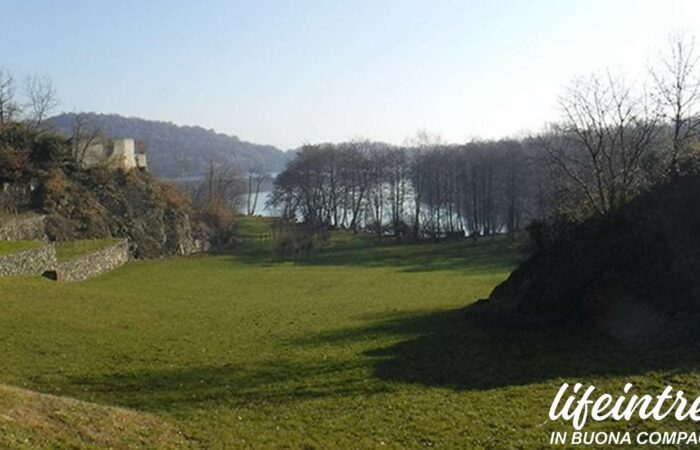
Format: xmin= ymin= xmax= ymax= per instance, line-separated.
xmin=1 ymin=218 xmax=699 ymax=448
xmin=0 ymin=240 xmax=44 ymax=256
xmin=55 ymin=239 xmax=122 ymax=261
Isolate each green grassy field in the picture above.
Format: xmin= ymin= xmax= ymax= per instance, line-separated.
xmin=55 ymin=238 xmax=122 ymax=261
xmin=0 ymin=240 xmax=44 ymax=256
xmin=1 ymin=218 xmax=700 ymax=448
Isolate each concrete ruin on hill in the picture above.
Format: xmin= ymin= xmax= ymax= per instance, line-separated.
xmin=80 ymin=138 xmax=147 ymax=171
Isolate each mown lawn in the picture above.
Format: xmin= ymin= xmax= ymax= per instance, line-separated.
xmin=1 ymin=219 xmax=700 ymax=448
xmin=55 ymin=238 xmax=122 ymax=261
xmin=0 ymin=240 xmax=44 ymax=256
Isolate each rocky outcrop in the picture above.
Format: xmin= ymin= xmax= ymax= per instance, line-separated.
xmin=0 ymin=181 xmax=36 ymax=213
xmin=0 ymin=214 xmax=47 ymax=241
xmin=1 ymin=123 xmax=213 ymax=259
xmin=40 ymin=168 xmax=211 ymax=259
xmin=0 ymin=244 xmax=55 ymax=277
xmin=52 ymin=240 xmax=128 ymax=282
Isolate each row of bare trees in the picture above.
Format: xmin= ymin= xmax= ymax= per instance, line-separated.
xmin=272 ymin=34 xmax=700 ymax=236
xmin=270 ymin=137 xmax=548 ymax=238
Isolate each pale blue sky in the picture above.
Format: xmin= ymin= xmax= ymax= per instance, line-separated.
xmin=3 ymin=0 xmax=700 ymax=148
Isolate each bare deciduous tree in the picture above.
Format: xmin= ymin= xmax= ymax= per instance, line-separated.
xmin=406 ymin=131 xmax=442 ymax=238
xmin=546 ymin=72 xmax=661 ymax=216
xmin=651 ymin=32 xmax=700 ymax=170
xmin=69 ymin=113 xmax=103 ymax=165
xmin=194 ymin=160 xmax=246 ymax=213
xmin=246 ymin=168 xmax=269 ymax=216
xmin=0 ymin=69 xmax=19 ymax=126
xmin=25 ymin=75 xmax=59 ymax=127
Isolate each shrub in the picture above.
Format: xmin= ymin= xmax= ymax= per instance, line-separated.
xmin=196 ymin=204 xmax=236 ymax=247
xmin=271 ymin=219 xmax=327 ymax=261
xmin=0 ymin=144 xmax=29 ymax=182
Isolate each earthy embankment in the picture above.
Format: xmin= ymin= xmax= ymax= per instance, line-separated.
xmin=0 ymin=384 xmax=189 ymax=449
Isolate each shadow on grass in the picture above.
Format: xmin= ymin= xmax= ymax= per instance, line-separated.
xmin=49 ymin=308 xmax=700 ymax=412
xmin=227 ymin=236 xmax=519 ymax=275
xmin=59 ymin=359 xmax=392 ymax=412
xmin=294 ymin=307 xmax=700 ymax=391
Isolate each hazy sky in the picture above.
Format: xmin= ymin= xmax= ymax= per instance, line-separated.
xmin=3 ymin=0 xmax=700 ymax=149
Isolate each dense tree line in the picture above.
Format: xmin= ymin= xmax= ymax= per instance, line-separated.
xmin=269 ymin=137 xmax=550 ymax=238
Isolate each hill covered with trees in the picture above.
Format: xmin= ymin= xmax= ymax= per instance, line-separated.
xmin=47 ymin=113 xmax=292 ymax=179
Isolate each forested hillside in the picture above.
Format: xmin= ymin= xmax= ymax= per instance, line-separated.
xmin=47 ymin=113 xmax=291 ymax=179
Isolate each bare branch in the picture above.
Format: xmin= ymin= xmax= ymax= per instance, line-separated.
xmin=25 ymin=75 xmax=59 ymax=127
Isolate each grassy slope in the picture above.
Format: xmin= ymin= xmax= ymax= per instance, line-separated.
xmin=55 ymin=239 xmax=122 ymax=262
xmin=1 ymin=218 xmax=700 ymax=448
xmin=0 ymin=384 xmax=188 ymax=449
xmin=0 ymin=241 xmax=44 ymax=256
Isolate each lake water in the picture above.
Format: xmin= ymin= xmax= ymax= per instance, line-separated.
xmin=246 ymin=190 xmax=280 ymax=217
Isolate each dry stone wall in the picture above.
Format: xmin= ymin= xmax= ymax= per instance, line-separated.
xmin=54 ymin=240 xmax=129 ymax=282
xmin=0 ymin=245 xmax=55 ymax=277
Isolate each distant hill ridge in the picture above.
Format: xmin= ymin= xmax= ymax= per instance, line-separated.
xmin=48 ymin=113 xmax=291 ymax=179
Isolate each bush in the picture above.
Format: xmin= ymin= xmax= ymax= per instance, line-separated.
xmin=196 ymin=204 xmax=236 ymax=247
xmin=0 ymin=145 xmax=29 ymax=182
xmin=271 ymin=219 xmax=327 ymax=261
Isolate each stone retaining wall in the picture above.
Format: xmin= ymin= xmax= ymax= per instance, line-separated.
xmin=0 ymin=245 xmax=55 ymax=277
xmin=0 ymin=215 xmax=47 ymax=241
xmin=54 ymin=240 xmax=129 ymax=282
